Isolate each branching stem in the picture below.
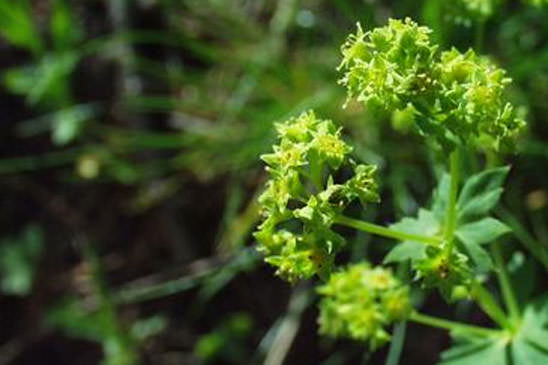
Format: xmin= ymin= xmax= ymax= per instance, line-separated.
xmin=491 ymin=243 xmax=521 ymax=327
xmin=334 ymin=215 xmax=441 ymax=245
xmin=444 ymin=149 xmax=460 ymax=255
xmin=471 ymin=280 xmax=511 ymax=329
xmin=409 ymin=311 xmax=501 ymax=337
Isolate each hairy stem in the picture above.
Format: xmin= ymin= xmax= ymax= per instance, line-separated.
xmin=444 ymin=149 xmax=460 ymax=254
xmin=491 ymin=243 xmax=521 ymax=326
xmin=409 ymin=312 xmax=501 ymax=337
xmin=334 ymin=215 xmax=441 ymax=245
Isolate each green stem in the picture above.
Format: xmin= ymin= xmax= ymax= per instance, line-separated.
xmin=386 ymin=321 xmax=407 ymax=365
xmin=334 ymin=215 xmax=441 ymax=245
xmin=444 ymin=149 xmax=460 ymax=254
xmin=475 ymin=20 xmax=485 ymax=52
xmin=309 ymin=159 xmax=324 ymax=191
xmin=471 ymin=280 xmax=511 ymax=329
xmin=491 ymin=243 xmax=520 ymax=325
xmin=409 ymin=312 xmax=500 ymax=337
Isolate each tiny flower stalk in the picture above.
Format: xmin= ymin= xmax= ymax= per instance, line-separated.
xmin=333 ymin=215 xmax=441 ymax=246
xmin=408 ymin=311 xmax=502 ymax=338
xmin=443 ymin=148 xmax=461 ymax=252
xmin=470 ymin=280 xmax=512 ymax=329
xmin=491 ymin=242 xmax=521 ymax=329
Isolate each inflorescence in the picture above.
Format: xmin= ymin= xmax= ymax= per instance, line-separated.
xmin=255 ymin=18 xmax=527 ymax=349
xmin=254 ymin=111 xmax=378 ymax=282
xmin=317 ymin=263 xmax=411 ymax=349
xmin=338 ymin=18 xmax=525 ymax=152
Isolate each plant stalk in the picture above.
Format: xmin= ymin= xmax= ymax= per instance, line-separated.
xmin=491 ymin=243 xmax=520 ymax=326
xmin=471 ymin=280 xmax=511 ymax=329
xmin=444 ymin=149 xmax=460 ymax=254
xmin=409 ymin=311 xmax=500 ymax=337
xmin=334 ymin=215 xmax=441 ymax=245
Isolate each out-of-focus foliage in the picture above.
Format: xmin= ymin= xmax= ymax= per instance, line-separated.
xmin=0 ymin=225 xmax=43 ymax=296
xmin=0 ymin=0 xmax=547 ymax=364
xmin=194 ymin=313 xmax=253 ymax=364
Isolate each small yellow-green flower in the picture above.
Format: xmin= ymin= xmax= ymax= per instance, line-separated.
xmin=317 ymin=263 xmax=411 ymax=349
xmin=338 ymin=18 xmax=526 ymax=152
xmin=254 ymin=111 xmax=378 ymax=282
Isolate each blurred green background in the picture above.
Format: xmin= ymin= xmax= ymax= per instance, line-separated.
xmin=1 ymin=0 xmax=548 ymax=364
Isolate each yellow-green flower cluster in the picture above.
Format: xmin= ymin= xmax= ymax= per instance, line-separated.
xmin=436 ymin=49 xmax=525 ymax=150
xmin=255 ymin=111 xmax=379 ymax=282
xmin=338 ymin=18 xmax=525 ymax=152
xmin=338 ymin=18 xmax=437 ymax=112
xmin=317 ymin=263 xmax=411 ymax=349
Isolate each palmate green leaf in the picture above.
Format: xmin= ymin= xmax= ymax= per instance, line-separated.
xmin=440 ymin=296 xmax=548 ymax=365
xmin=457 ymin=166 xmax=510 ymax=223
xmin=512 ymin=295 xmax=548 ymax=364
xmin=384 ymin=209 xmax=439 ymax=264
xmin=456 ymin=239 xmax=493 ymax=273
xmin=458 ymin=189 xmax=504 ymax=223
xmin=440 ymin=336 xmax=507 ymax=365
xmin=513 ymin=340 xmax=548 ymax=365
xmin=390 ymin=209 xmax=441 ymax=238
xmin=455 ymin=218 xmax=511 ymax=245
xmin=384 ymin=209 xmax=439 ymax=263
xmin=384 ymin=241 xmax=426 ymax=264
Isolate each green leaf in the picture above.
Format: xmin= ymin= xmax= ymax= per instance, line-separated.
xmin=384 ymin=241 xmax=427 ymax=264
xmin=385 ymin=209 xmax=439 ymax=264
xmin=0 ymin=1 xmax=43 ymax=54
xmin=457 ymin=167 xmax=510 ymax=223
xmin=0 ymin=225 xmax=43 ymax=296
xmin=50 ymin=0 xmax=83 ymax=51
xmin=440 ymin=336 xmax=507 ymax=365
xmin=512 ymin=295 xmax=548 ymax=364
xmin=455 ymin=218 xmax=511 ymax=246
xmin=457 ymin=239 xmax=493 ymax=273
xmin=441 ymin=296 xmax=548 ymax=365
xmin=458 ymin=189 xmax=504 ymax=223
xmin=390 ymin=209 xmax=441 ymax=240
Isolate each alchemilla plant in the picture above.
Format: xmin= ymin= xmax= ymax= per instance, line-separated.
xmin=255 ymin=18 xmax=548 ymax=363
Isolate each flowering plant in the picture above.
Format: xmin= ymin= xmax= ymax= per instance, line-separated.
xmin=255 ymin=18 xmax=548 ymax=364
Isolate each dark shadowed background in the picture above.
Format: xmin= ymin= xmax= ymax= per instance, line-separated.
xmin=1 ymin=0 xmax=548 ymax=364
